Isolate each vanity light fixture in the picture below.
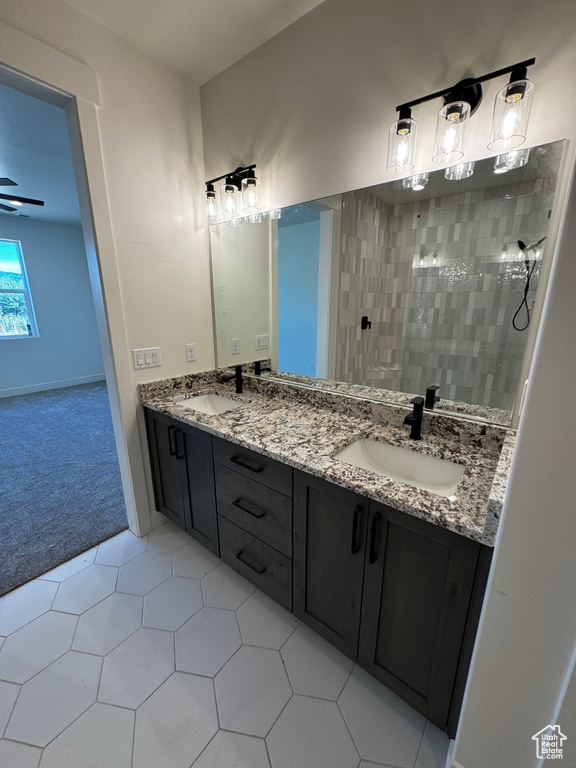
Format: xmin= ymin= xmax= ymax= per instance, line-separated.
xmin=493 ymin=148 xmax=531 ymax=174
xmin=204 ymin=164 xmax=260 ymax=223
xmin=402 ymin=173 xmax=429 ymax=191
xmin=388 ymin=58 xmax=535 ymax=174
xmin=445 ymin=162 xmax=475 ymax=181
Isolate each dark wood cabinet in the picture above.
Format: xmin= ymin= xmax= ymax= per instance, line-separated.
xmin=293 ymin=470 xmax=368 ymax=659
xmin=293 ymin=470 xmax=490 ymax=736
xmin=144 ymin=408 xmax=219 ymax=555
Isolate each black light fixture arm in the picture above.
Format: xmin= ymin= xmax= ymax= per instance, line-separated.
xmin=205 ymin=164 xmax=257 ymax=190
xmin=395 ymin=58 xmax=535 ymax=114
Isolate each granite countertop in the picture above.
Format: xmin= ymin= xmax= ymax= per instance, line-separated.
xmin=140 ymin=371 xmax=515 ymax=547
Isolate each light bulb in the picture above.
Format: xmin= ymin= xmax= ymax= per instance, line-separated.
xmin=9 ymin=200 xmax=23 ymax=207
xmin=242 ymin=175 xmax=261 ymax=212
xmin=402 ymin=173 xmax=429 ymax=191
xmin=432 ymin=101 xmax=470 ymax=164
xmin=387 ymin=113 xmax=417 ymax=174
xmin=220 ymin=181 xmax=239 ymax=218
xmin=205 ymin=188 xmax=217 ymax=222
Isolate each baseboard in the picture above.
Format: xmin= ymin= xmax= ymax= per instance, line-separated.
xmin=0 ymin=374 xmax=106 ymax=399
xmin=445 ymin=741 xmax=464 ymax=768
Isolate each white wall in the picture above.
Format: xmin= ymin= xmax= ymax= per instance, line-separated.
xmin=200 ymin=1 xmax=576 ymax=765
xmin=0 ymin=217 xmax=104 ymax=397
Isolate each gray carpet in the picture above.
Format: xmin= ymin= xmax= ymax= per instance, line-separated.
xmin=0 ymin=381 xmax=128 ymax=596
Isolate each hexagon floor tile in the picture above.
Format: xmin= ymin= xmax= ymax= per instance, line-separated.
xmin=95 ymin=529 xmax=147 ymax=567
xmin=147 ymin=522 xmax=190 ymax=553
xmin=172 ymin=539 xmax=220 ymax=579
xmin=0 ymin=610 xmax=77 ymax=683
xmin=214 ymin=645 xmax=291 ymax=737
xmin=267 ymin=695 xmax=359 ymax=768
xmin=0 ymin=740 xmax=41 ymax=768
xmin=236 ymin=591 xmax=299 ymax=650
xmin=39 ymin=546 xmax=97 ymax=582
xmin=0 ymin=680 xmax=20 ymax=734
xmin=51 ymin=564 xmax=118 ymax=614
xmin=193 ymin=731 xmax=270 ymax=768
xmin=338 ymin=666 xmax=426 ymax=767
xmin=5 ymin=651 xmax=101 ymax=747
xmin=0 ymin=580 xmax=58 ymax=636
xmin=143 ymin=576 xmax=202 ymax=631
xmin=201 ymin=563 xmax=256 ymax=610
xmin=39 ymin=703 xmax=134 ymax=768
xmin=116 ymin=550 xmax=172 ymax=596
xmin=133 ymin=672 xmax=218 ymax=768
xmin=72 ymin=592 xmax=143 ymax=656
xmin=281 ymin=624 xmax=353 ymax=700
xmin=98 ymin=627 xmax=174 ymax=709
xmin=176 ymin=607 xmax=241 ymax=676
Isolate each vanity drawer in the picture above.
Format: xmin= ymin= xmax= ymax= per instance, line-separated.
xmin=215 ymin=463 xmax=292 ymax=558
xmin=218 ymin=515 xmax=292 ymax=612
xmin=213 ymin=436 xmax=293 ymax=497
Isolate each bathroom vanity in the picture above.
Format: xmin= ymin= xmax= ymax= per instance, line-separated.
xmin=141 ymin=370 xmax=512 ymax=737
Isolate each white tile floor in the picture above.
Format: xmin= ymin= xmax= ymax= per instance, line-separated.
xmin=0 ymin=522 xmax=450 ymax=768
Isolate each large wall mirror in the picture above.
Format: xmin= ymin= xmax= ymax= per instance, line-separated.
xmin=209 ymin=140 xmax=565 ymax=426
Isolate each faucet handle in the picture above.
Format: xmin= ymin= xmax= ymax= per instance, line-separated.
xmin=425 ymin=385 xmax=440 ymax=410
xmin=411 ymin=396 xmax=424 ymax=413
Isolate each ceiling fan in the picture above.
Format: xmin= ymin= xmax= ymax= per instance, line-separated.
xmin=0 ymin=178 xmax=45 ymax=213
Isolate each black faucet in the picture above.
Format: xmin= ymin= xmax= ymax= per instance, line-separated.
xmin=222 ymin=365 xmax=243 ymax=394
xmin=425 ymin=384 xmax=440 ymax=410
xmin=403 ymin=396 xmax=424 ymax=440
xmin=254 ymin=360 xmax=271 ymax=376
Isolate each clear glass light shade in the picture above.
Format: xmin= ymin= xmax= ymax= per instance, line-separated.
xmin=488 ymin=79 xmax=534 ymax=153
xmin=205 ymin=191 xmax=218 ymax=222
xmin=387 ymin=117 xmax=417 ymax=174
xmin=432 ymin=101 xmax=470 ymax=164
xmin=226 ymin=216 xmax=244 ymax=228
xmin=402 ymin=173 xmax=429 ymax=191
xmin=493 ymin=148 xmax=531 ymax=174
xmin=220 ymin=183 xmax=239 ymax=218
xmin=242 ymin=176 xmax=260 ymax=212
xmin=445 ymin=161 xmax=475 ymax=181
xmin=246 ymin=212 xmax=263 ymax=224
xmin=267 ymin=209 xmax=282 ymax=220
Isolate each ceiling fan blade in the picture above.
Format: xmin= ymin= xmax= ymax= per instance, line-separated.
xmin=0 ymin=178 xmax=18 ymax=187
xmin=0 ymin=192 xmax=44 ymax=207
xmin=0 ymin=203 xmax=18 ymax=212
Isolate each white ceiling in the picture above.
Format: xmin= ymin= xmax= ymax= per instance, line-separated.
xmin=0 ymin=83 xmax=82 ymax=227
xmin=63 ymin=0 xmax=327 ymax=84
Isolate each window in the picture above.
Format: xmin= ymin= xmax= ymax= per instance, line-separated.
xmin=0 ymin=239 xmax=38 ymax=338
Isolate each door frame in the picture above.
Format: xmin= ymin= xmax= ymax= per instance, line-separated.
xmin=0 ymin=20 xmax=151 ymax=536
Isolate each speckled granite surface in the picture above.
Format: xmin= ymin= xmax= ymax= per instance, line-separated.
xmin=140 ymin=370 xmax=516 ymax=547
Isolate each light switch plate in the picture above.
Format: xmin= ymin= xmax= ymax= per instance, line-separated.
xmin=186 ymin=343 xmax=197 ymax=362
xmin=132 ymin=347 xmax=161 ymax=370
xmin=255 ymin=334 xmax=269 ymax=350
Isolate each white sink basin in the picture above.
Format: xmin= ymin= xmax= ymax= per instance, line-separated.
xmin=334 ymin=438 xmax=464 ymax=497
xmin=175 ymin=393 xmax=243 ymax=416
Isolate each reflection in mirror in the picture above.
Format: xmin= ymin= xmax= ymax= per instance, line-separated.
xmin=210 ymin=140 xmax=565 ymax=425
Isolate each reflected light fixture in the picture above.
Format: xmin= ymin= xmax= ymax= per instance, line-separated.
xmin=388 ymin=58 xmax=535 ymax=174
xmin=445 ymin=162 xmax=475 ymax=181
xmin=402 ymin=173 xmax=429 ymax=191
xmin=494 ymin=148 xmax=531 ymax=174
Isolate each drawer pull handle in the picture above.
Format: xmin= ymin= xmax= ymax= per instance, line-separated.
xmin=230 ymin=455 xmax=264 ymax=473
xmin=369 ymin=512 xmax=382 ymax=564
xmin=233 ymin=497 xmax=266 ymax=519
xmin=351 ymin=504 xmax=363 ymax=555
xmin=168 ymin=425 xmax=177 ymax=456
xmin=235 ymin=549 xmax=267 ymax=575
xmin=175 ymin=429 xmax=185 ymax=460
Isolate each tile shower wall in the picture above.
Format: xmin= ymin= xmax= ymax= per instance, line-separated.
xmin=337 ymin=189 xmax=409 ymax=392
xmin=337 ymin=179 xmax=553 ymax=410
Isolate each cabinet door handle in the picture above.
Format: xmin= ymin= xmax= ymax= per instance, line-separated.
xmin=369 ymin=512 xmax=382 ymax=564
xmin=168 ymin=425 xmax=177 ymax=456
xmin=235 ymin=548 xmax=267 ymax=575
xmin=175 ymin=429 xmax=185 ymax=460
xmin=233 ymin=497 xmax=266 ymax=519
xmin=351 ymin=504 xmax=363 ymax=555
xmin=230 ymin=455 xmax=264 ymax=473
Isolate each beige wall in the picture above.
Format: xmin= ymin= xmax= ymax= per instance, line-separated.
xmin=200 ymin=2 xmax=576 ymax=766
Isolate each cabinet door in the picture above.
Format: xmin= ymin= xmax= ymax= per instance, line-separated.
xmin=145 ymin=409 xmax=188 ymax=531
xmin=358 ymin=501 xmax=480 ymax=732
xmin=181 ymin=425 xmax=219 ymax=556
xmin=293 ymin=471 xmax=368 ymax=660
